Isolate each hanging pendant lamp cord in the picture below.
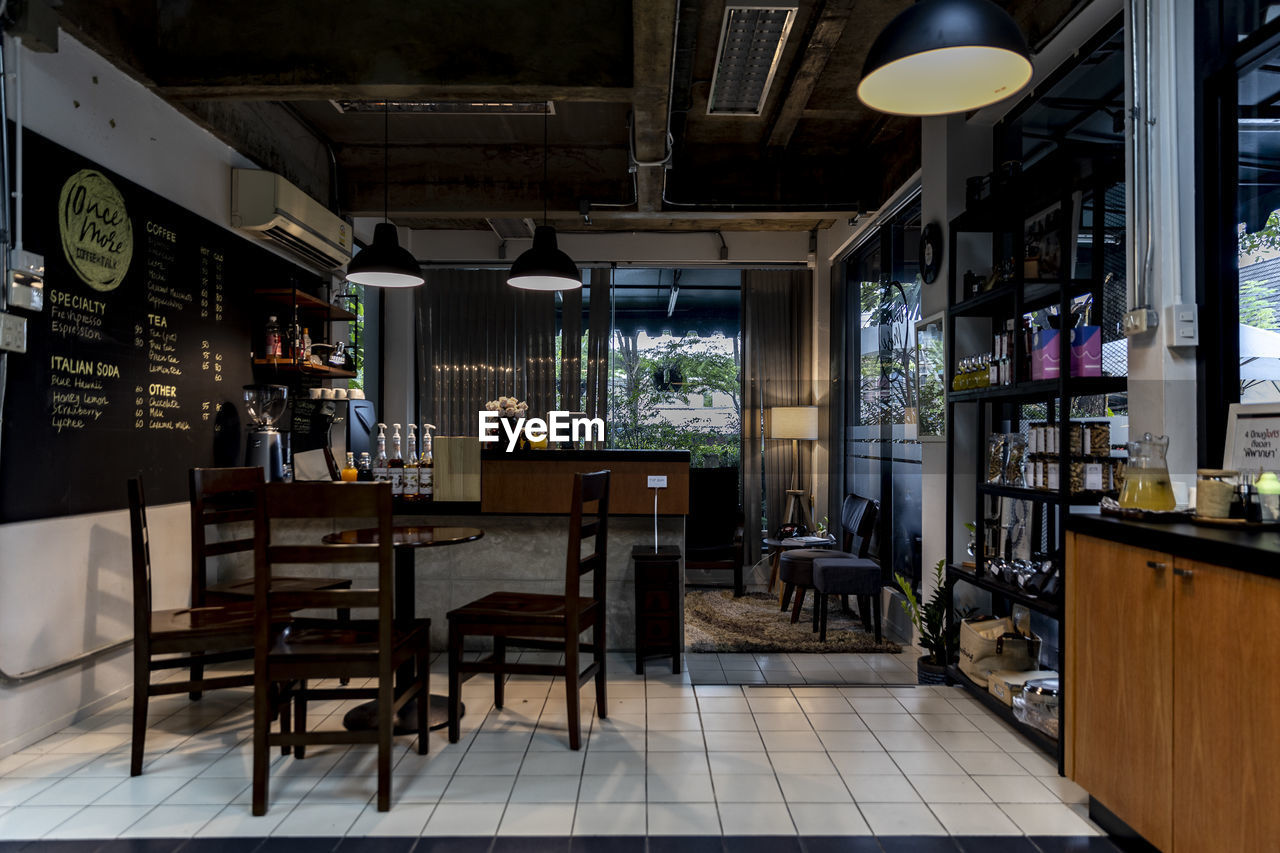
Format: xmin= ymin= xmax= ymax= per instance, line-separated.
xmin=542 ymin=104 xmax=549 ymax=226
xmin=383 ymin=101 xmax=389 ymax=224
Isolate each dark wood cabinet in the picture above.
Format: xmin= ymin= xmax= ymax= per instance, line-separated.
xmin=1067 ymin=531 xmax=1280 ymax=852
xmin=632 ymin=545 xmax=682 ymax=675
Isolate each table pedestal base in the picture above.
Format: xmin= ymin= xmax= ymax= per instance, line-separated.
xmin=342 ymin=694 xmax=462 ymax=734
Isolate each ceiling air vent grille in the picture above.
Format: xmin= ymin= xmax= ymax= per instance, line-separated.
xmin=707 ymin=2 xmax=798 ymax=116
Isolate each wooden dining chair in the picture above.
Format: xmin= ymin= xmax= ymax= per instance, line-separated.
xmin=251 ymin=481 xmax=430 ymax=815
xmin=128 ymin=477 xmax=269 ymax=776
xmin=189 ymin=467 xmax=353 ymax=697
xmin=447 ymin=470 xmax=610 ymax=750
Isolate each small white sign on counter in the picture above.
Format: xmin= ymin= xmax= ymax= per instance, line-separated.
xmin=1224 ymin=402 xmax=1280 ymax=472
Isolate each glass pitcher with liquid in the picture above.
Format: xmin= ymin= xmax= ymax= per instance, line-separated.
xmin=1119 ymin=432 xmax=1176 ymax=510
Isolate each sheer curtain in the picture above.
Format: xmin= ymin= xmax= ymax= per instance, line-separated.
xmin=583 ymin=270 xmax=612 ymax=426
xmin=415 ymin=269 xmax=557 ymax=435
xmin=742 ymin=269 xmax=813 ymax=563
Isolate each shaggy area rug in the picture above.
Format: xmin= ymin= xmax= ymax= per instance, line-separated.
xmin=684 ymin=589 xmax=902 ymax=653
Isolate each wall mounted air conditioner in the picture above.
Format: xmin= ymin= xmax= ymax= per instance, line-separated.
xmin=231 ymin=169 xmax=353 ymax=270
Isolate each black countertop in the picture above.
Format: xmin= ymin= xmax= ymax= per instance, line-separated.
xmin=480 ymin=448 xmax=691 ymax=462
xmin=1067 ymin=512 xmax=1280 ymax=579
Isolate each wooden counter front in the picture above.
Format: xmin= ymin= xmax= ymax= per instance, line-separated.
xmin=480 ymin=451 xmax=689 ymax=515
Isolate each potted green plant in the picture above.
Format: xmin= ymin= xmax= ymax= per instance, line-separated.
xmin=894 ymin=559 xmax=959 ymax=685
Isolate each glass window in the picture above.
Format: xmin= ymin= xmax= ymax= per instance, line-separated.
xmin=604 ymin=269 xmax=742 ymax=466
xmin=556 ymin=268 xmax=744 ymax=465
xmin=843 ymin=198 xmax=924 ymax=584
xmin=1236 ymin=49 xmax=1280 ymax=404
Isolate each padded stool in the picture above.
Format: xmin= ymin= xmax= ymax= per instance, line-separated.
xmin=778 ymin=548 xmax=848 ymax=624
xmin=813 ymin=557 xmax=882 ymax=643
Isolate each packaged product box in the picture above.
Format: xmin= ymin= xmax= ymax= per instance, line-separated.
xmin=1031 ymin=329 xmax=1060 ymax=380
xmin=1070 ymin=325 xmax=1102 ymax=377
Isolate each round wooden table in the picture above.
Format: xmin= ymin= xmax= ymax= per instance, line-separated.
xmin=321 ymin=525 xmax=484 ymax=733
xmin=763 ymin=535 xmax=836 ymax=603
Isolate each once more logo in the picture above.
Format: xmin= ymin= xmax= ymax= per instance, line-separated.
xmin=58 ymin=169 xmax=134 ymax=292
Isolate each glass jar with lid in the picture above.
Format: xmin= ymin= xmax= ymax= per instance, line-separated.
xmin=1195 ymin=469 xmax=1238 ymax=518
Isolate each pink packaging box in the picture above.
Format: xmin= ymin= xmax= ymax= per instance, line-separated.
xmin=1032 ymin=329 xmax=1060 ymax=380
xmin=1070 ymin=325 xmax=1102 ymax=377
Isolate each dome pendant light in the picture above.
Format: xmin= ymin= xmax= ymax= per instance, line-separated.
xmin=857 ymin=0 xmax=1032 ymax=117
xmin=507 ymin=104 xmax=581 ymax=291
xmin=346 ymin=102 xmax=425 ymax=288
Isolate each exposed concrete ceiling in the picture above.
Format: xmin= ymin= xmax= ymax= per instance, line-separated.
xmin=54 ymin=0 xmax=1087 ymax=234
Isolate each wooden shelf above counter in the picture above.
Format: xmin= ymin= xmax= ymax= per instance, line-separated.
xmin=255 ymin=288 xmax=357 ymax=321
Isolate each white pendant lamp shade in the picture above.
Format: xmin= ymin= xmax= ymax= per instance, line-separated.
xmin=507 ymin=225 xmax=582 ymax=291
xmin=346 ymin=222 xmax=425 ymax=288
xmin=857 ymin=0 xmax=1032 ymax=117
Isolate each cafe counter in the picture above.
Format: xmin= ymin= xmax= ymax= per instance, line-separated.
xmin=1064 ymin=512 xmax=1280 ymax=852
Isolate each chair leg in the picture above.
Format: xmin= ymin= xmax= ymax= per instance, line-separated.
xmin=812 ymin=592 xmax=821 ymax=633
xmin=819 ymin=593 xmax=829 ymax=642
xmin=780 ymin=583 xmax=794 ymax=612
xmin=278 ymin=684 xmax=292 ymax=757
xmin=734 ymin=564 xmax=744 ymax=598
xmin=188 ymin=652 xmax=204 ymax=702
xmin=841 ymin=594 xmax=852 ymax=615
xmin=493 ymin=637 xmax=506 ymax=710
xmin=858 ymin=595 xmax=873 ymax=631
xmin=565 ymin=631 xmax=582 ymax=751
xmin=416 ymin=649 xmax=430 ymax=755
xmin=447 ymin=622 xmax=462 ymax=744
xmin=252 ymin=675 xmax=271 ymax=816
xmin=594 ymin=614 xmax=607 ymax=717
xmin=790 ymin=586 xmax=806 ymax=624
xmin=376 ymin=671 xmax=392 ymax=811
xmin=130 ymin=656 xmax=148 ymax=776
xmin=337 ymin=608 xmax=351 ymax=686
xmin=293 ymin=680 xmax=307 ymax=759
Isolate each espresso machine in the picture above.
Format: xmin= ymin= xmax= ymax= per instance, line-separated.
xmin=243 ymin=384 xmax=289 ymax=481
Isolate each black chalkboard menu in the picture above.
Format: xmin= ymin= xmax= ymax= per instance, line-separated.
xmin=0 ymin=129 xmax=319 ymax=523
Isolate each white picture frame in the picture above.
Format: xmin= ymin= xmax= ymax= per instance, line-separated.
xmin=1223 ymin=402 xmax=1280 ymax=472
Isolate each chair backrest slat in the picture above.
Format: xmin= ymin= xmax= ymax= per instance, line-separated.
xmin=268 ymin=544 xmax=382 ymax=565
xmin=254 ymin=482 xmax=395 ymax=655
xmin=270 ymin=589 xmax=379 ymax=612
xmin=565 ymin=470 xmax=610 ymax=606
xmin=203 ymin=537 xmax=255 ymax=558
xmin=190 ymin=467 xmax=263 ymax=607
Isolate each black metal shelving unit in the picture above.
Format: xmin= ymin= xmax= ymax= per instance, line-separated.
xmin=942 ymin=152 xmax=1128 ymax=770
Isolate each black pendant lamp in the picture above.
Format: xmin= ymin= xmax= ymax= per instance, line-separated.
xmin=857 ymin=0 xmax=1032 ymax=117
xmin=507 ymin=105 xmax=581 ymax=291
xmin=346 ymin=102 xmax=424 ymax=288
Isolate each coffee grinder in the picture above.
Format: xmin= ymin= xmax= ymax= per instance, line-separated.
xmin=243 ymin=384 xmax=289 ymax=481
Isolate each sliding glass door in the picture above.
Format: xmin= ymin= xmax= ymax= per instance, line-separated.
xmin=841 ymin=199 xmax=923 ymax=587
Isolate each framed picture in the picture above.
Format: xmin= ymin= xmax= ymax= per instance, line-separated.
xmin=1223 ymin=402 xmax=1280 ymax=471
xmin=1024 ymin=202 xmax=1064 ymax=281
xmin=911 ymin=311 xmax=946 ymax=442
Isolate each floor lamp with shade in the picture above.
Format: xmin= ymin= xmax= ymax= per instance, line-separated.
xmin=767 ymin=406 xmax=819 ymax=535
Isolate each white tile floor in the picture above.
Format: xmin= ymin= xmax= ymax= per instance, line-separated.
xmin=0 ymin=653 xmax=1099 ymax=841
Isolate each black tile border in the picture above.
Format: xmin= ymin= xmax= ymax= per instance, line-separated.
xmin=0 ymin=838 xmax=1122 ymax=853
